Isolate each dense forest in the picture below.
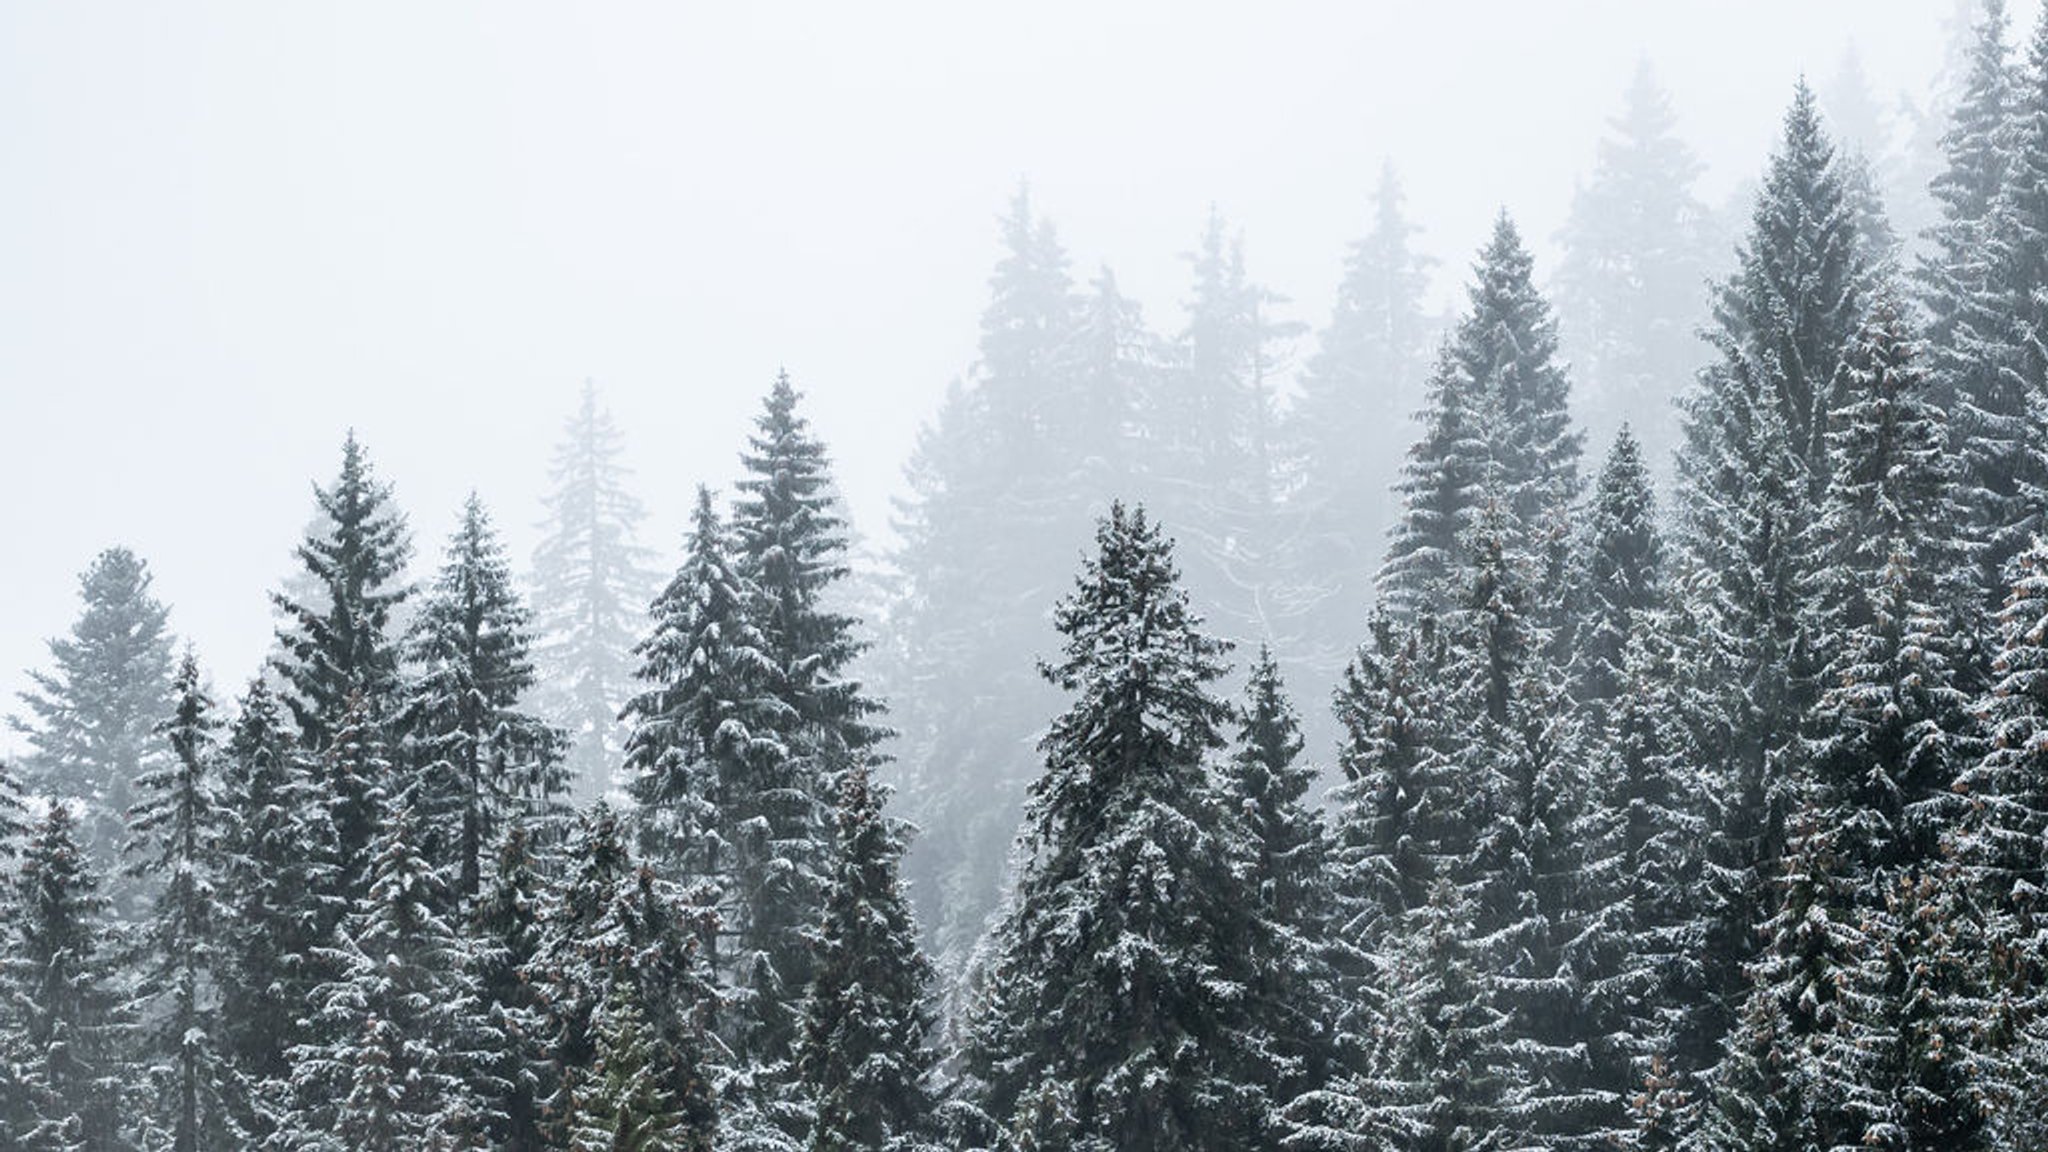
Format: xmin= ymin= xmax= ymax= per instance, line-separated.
xmin=9 ymin=4 xmax=2048 ymax=1150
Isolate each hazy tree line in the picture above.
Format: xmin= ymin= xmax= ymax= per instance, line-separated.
xmin=6 ymin=4 xmax=2048 ymax=1148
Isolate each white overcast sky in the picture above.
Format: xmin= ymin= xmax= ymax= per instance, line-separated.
xmin=0 ymin=1 xmax=2013 ymax=745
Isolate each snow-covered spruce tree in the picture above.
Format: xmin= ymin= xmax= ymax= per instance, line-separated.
xmin=1675 ymin=81 xmax=1871 ymax=1056
xmin=1377 ymin=346 xmax=1493 ymax=621
xmin=968 ymin=503 xmax=1282 ymax=1150
xmin=125 ymin=655 xmax=243 ymax=1151
xmin=1554 ymin=61 xmax=1715 ymax=474
xmin=1701 ymin=291 xmax=1982 ymax=1150
xmin=530 ymin=381 xmax=660 ymax=801
xmin=1441 ymin=505 xmax=1615 ymax=1148
xmin=1577 ymin=610 xmax=1717 ymax=1139
xmin=466 ymin=825 xmax=550 ymax=1152
xmin=1138 ymin=208 xmax=1297 ymax=647
xmin=270 ymin=431 xmax=413 ymax=752
xmin=1942 ymin=0 xmax=2048 ymax=651
xmin=1223 ymin=646 xmax=1336 ymax=1097
xmin=279 ymin=799 xmax=487 ymax=1150
xmin=1285 ymin=163 xmax=1435 ymax=680
xmin=795 ymin=762 xmax=939 ymax=1152
xmin=624 ymin=486 xmax=784 ymax=893
xmin=1946 ymin=533 xmax=2048 ymax=1135
xmin=530 ymin=804 xmax=721 ymax=1152
xmin=1 ymin=803 xmax=130 ymax=1151
xmin=886 ymin=188 xmax=1104 ymax=973
xmin=11 ymin=545 xmax=175 ymax=918
xmin=317 ymin=690 xmax=393 ymax=903
xmin=212 ymin=680 xmax=334 ymax=1131
xmin=566 ymin=980 xmax=697 ymax=1152
xmin=1567 ymin=425 xmax=1664 ymax=723
xmin=726 ymin=372 xmax=887 ymax=1063
xmin=400 ymin=494 xmax=567 ymax=904
xmin=1381 ymin=214 xmax=1581 ymax=621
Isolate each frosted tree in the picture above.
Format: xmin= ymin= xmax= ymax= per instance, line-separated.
xmin=1286 ymin=163 xmax=1435 ymax=677
xmin=1139 ymin=208 xmax=1297 ymax=645
xmin=795 ymin=763 xmax=939 ymax=1152
xmin=0 ymin=804 xmax=130 ymax=1152
xmin=466 ymin=827 xmax=550 ymax=1152
xmin=530 ymin=805 xmax=721 ymax=1152
xmin=969 ymin=503 xmax=1281 ymax=1150
xmin=1382 ymin=214 xmax=1580 ymax=620
xmin=886 ymin=188 xmax=1093 ymax=972
xmin=401 ymin=494 xmax=567 ymax=903
xmin=1554 ymin=62 xmax=1715 ymax=470
xmin=270 ymin=431 xmax=413 ymax=751
xmin=726 ymin=371 xmax=887 ymax=1063
xmin=11 ymin=545 xmax=176 ymax=917
xmin=279 ymin=800 xmax=486 ymax=1150
xmin=125 ymin=655 xmax=244 ymax=1151
xmin=565 ymin=981 xmax=701 ymax=1152
xmin=1676 ymin=83 xmax=1871 ymax=1052
xmin=1567 ymin=426 xmax=1664 ymax=721
xmin=530 ymin=381 xmax=659 ymax=800
xmin=212 ymin=680 xmax=334 ymax=1132
xmin=1222 ymin=646 xmax=1336 ymax=1099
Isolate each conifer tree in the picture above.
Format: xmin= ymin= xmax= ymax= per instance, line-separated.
xmin=1286 ymin=164 xmax=1435 ymax=675
xmin=1140 ymin=208 xmax=1296 ymax=644
xmin=566 ymin=981 xmax=699 ymax=1152
xmin=1946 ymin=534 xmax=2048 ymax=1133
xmin=1 ymin=804 xmax=130 ymax=1152
xmin=969 ymin=503 xmax=1280 ymax=1150
xmin=1676 ymin=83 xmax=1871 ymax=1054
xmin=280 ymin=800 xmax=485 ymax=1150
xmin=1223 ymin=646 xmax=1335 ymax=1097
xmin=530 ymin=381 xmax=659 ymax=800
xmin=624 ymin=487 xmax=785 ymax=890
xmin=11 ymin=545 xmax=176 ymax=915
xmin=1382 ymin=214 xmax=1580 ymax=620
xmin=530 ymin=805 xmax=721 ymax=1152
xmin=1554 ymin=62 xmax=1715 ymax=471
xmin=795 ymin=763 xmax=939 ymax=1152
xmin=1568 ymin=426 xmax=1664 ymax=721
xmin=318 ymin=691 xmax=393 ymax=903
xmin=126 ymin=655 xmax=243 ymax=1151
xmin=270 ymin=432 xmax=413 ymax=751
xmin=401 ymin=495 xmax=566 ymax=902
xmin=466 ymin=826 xmax=551 ymax=1152
xmin=887 ymin=188 xmax=1092 ymax=970
xmin=213 ymin=681 xmax=334 ymax=1116
xmin=726 ymin=372 xmax=887 ymax=1062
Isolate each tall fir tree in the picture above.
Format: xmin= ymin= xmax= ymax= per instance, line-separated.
xmin=11 ymin=545 xmax=176 ymax=917
xmin=212 ymin=680 xmax=335 ymax=1132
xmin=530 ymin=381 xmax=660 ymax=800
xmin=1285 ymin=164 xmax=1435 ymax=684
xmin=279 ymin=800 xmax=487 ymax=1150
xmin=1381 ymin=214 xmax=1581 ymax=620
xmin=269 ymin=431 xmax=413 ymax=752
xmin=887 ymin=188 xmax=1097 ymax=973
xmin=401 ymin=494 xmax=566 ymax=903
xmin=126 ymin=655 xmax=243 ymax=1151
xmin=1 ymin=804 xmax=131 ymax=1152
xmin=1568 ymin=426 xmax=1666 ymax=725
xmin=795 ymin=762 xmax=939 ymax=1152
xmin=1554 ymin=61 xmax=1716 ymax=474
xmin=725 ymin=371 xmax=887 ymax=1064
xmin=530 ymin=805 xmax=722 ymax=1152
xmin=968 ymin=504 xmax=1282 ymax=1150
xmin=1675 ymin=83 xmax=1872 ymax=1059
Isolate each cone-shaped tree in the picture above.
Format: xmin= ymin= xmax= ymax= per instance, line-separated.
xmin=795 ymin=763 xmax=939 ymax=1152
xmin=401 ymin=494 xmax=566 ymax=903
xmin=969 ymin=503 xmax=1281 ymax=1150
xmin=530 ymin=381 xmax=660 ymax=799
xmin=126 ymin=655 xmax=244 ymax=1151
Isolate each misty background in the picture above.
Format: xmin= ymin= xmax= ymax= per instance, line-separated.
xmin=0 ymin=0 xmax=2005 ymax=742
